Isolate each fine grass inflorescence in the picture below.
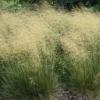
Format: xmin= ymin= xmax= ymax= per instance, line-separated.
xmin=0 ymin=7 xmax=100 ymax=100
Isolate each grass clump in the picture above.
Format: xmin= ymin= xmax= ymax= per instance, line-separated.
xmin=0 ymin=8 xmax=100 ymax=99
xmin=0 ymin=47 xmax=57 ymax=100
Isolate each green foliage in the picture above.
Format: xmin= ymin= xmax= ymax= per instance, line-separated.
xmin=93 ymin=4 xmax=100 ymax=11
xmin=0 ymin=0 xmax=100 ymax=11
xmin=0 ymin=0 xmax=34 ymax=11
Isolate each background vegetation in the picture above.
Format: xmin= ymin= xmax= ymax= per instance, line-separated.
xmin=0 ymin=0 xmax=100 ymax=11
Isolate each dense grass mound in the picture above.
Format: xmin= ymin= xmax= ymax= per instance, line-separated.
xmin=0 ymin=8 xmax=100 ymax=100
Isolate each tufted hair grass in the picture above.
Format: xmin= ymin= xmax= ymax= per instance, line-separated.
xmin=0 ymin=7 xmax=100 ymax=99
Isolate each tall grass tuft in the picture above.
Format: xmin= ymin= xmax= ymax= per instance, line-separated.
xmin=0 ymin=8 xmax=100 ymax=99
xmin=0 ymin=46 xmax=57 ymax=100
